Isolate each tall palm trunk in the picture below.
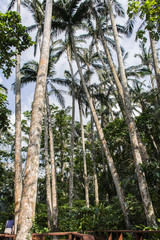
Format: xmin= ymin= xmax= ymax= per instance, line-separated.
xmin=14 ymin=0 xmax=22 ymax=234
xmin=92 ymin=0 xmax=150 ymax=164
xmin=78 ymin=100 xmax=89 ymax=208
xmin=46 ymin=88 xmax=58 ymax=230
xmin=67 ymin=47 xmax=75 ymax=207
xmin=91 ymin=116 xmax=99 ymax=205
xmin=70 ymin=27 xmax=130 ymax=229
xmin=90 ymin=3 xmax=125 ymax=105
xmin=44 ymin=100 xmax=52 ymax=230
xmin=87 ymin=64 xmax=99 ymax=206
xmin=149 ymin=34 xmax=160 ymax=94
xmin=94 ymin=37 xmax=125 ymax=116
xmin=16 ymin=0 xmax=53 ymax=239
xmin=107 ymin=0 xmax=157 ymax=228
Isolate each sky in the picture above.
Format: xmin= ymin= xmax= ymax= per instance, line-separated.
xmin=0 ymin=0 xmax=147 ymax=124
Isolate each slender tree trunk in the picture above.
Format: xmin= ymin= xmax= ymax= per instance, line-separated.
xmin=87 ymin=63 xmax=99 ymax=206
xmin=91 ymin=116 xmax=99 ymax=205
xmin=148 ymin=63 xmax=155 ymax=89
xmin=44 ymin=100 xmax=52 ymax=230
xmin=16 ymin=1 xmax=53 ymax=239
xmin=149 ymin=34 xmax=160 ymax=94
xmin=67 ymin=47 xmax=75 ymax=207
xmin=70 ymin=27 xmax=131 ymax=229
xmin=60 ymin=131 xmax=64 ymax=183
xmin=78 ymin=100 xmax=89 ymax=208
xmin=92 ymin=5 xmax=126 ymax=120
xmin=46 ymin=88 xmax=58 ymax=230
xmin=150 ymin=134 xmax=160 ymax=158
xmin=107 ymin=0 xmax=157 ymax=228
xmin=90 ymin=3 xmax=124 ymax=104
xmin=14 ymin=0 xmax=22 ymax=234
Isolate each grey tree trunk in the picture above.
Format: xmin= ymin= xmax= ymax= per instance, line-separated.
xmin=16 ymin=0 xmax=53 ymax=239
xmin=107 ymin=0 xmax=157 ymax=228
xmin=96 ymin=15 xmax=150 ymax=164
xmin=67 ymin=47 xmax=75 ymax=208
xmin=44 ymin=100 xmax=52 ymax=230
xmin=149 ymin=34 xmax=160 ymax=94
xmin=91 ymin=116 xmax=99 ymax=205
xmin=90 ymin=3 xmax=125 ymax=104
xmin=14 ymin=0 xmax=22 ymax=234
xmin=70 ymin=27 xmax=131 ymax=229
xmin=78 ymin=100 xmax=90 ymax=208
xmin=46 ymin=88 xmax=58 ymax=230
xmin=94 ymin=37 xmax=125 ymax=117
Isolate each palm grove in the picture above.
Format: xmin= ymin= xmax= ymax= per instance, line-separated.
xmin=0 ymin=0 xmax=160 ymax=239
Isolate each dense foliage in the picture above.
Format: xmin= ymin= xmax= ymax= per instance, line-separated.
xmin=128 ymin=0 xmax=160 ymax=41
xmin=0 ymin=93 xmax=11 ymax=133
xmin=0 ymin=97 xmax=160 ymax=232
xmin=0 ymin=11 xmax=34 ymax=78
xmin=0 ymin=0 xmax=160 ymax=237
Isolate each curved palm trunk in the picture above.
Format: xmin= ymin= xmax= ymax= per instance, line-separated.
xmin=78 ymin=99 xmax=89 ymax=208
xmin=67 ymin=47 xmax=75 ymax=207
xmin=149 ymin=34 xmax=160 ymax=94
xmin=148 ymin=63 xmax=155 ymax=89
xmin=91 ymin=116 xmax=99 ymax=205
xmin=87 ymin=64 xmax=99 ymax=206
xmin=90 ymin=3 xmax=125 ymax=105
xmin=70 ymin=27 xmax=130 ymax=229
xmin=46 ymin=88 xmax=58 ymax=230
xmin=44 ymin=101 xmax=52 ymax=230
xmin=14 ymin=0 xmax=22 ymax=234
xmin=16 ymin=0 xmax=53 ymax=239
xmin=107 ymin=0 xmax=157 ymax=228
xmin=94 ymin=37 xmax=125 ymax=116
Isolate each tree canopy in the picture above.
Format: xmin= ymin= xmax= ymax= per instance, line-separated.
xmin=0 ymin=11 xmax=34 ymax=78
xmin=128 ymin=0 xmax=160 ymax=41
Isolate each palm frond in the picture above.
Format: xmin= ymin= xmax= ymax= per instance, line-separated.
xmin=26 ymin=24 xmax=39 ymax=32
xmin=8 ymin=0 xmax=16 ymax=11
xmin=72 ymin=0 xmax=90 ymax=25
xmin=113 ymin=0 xmax=125 ymax=17
xmin=0 ymin=84 xmax=8 ymax=94
xmin=69 ymin=0 xmax=82 ymax=17
xmin=53 ymin=2 xmax=69 ymax=22
xmin=48 ymin=78 xmax=71 ymax=87
xmin=125 ymin=16 xmax=136 ymax=37
xmin=49 ymin=84 xmax=65 ymax=108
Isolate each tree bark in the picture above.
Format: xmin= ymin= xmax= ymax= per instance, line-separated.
xmin=16 ymin=0 xmax=53 ymax=239
xmin=107 ymin=0 xmax=157 ymax=228
xmin=70 ymin=26 xmax=131 ymax=229
xmin=14 ymin=0 xmax=22 ymax=234
xmin=46 ymin=88 xmax=58 ymax=230
xmin=44 ymin=100 xmax=52 ymax=230
xmin=79 ymin=100 xmax=90 ymax=208
xmin=91 ymin=116 xmax=99 ymax=205
xmin=149 ymin=34 xmax=160 ymax=94
xmin=67 ymin=47 xmax=75 ymax=208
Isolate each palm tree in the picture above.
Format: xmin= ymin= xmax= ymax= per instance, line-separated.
xmin=52 ymin=0 xmax=131 ymax=228
xmin=106 ymin=0 xmax=157 ymax=227
xmin=44 ymin=99 xmax=52 ymax=230
xmin=16 ymin=0 xmax=53 ymax=239
xmin=78 ymin=45 xmax=100 ymax=205
xmin=53 ymin=35 xmax=86 ymax=207
xmin=134 ymin=42 xmax=155 ymax=89
xmin=149 ymin=35 xmax=160 ymax=94
xmin=8 ymin=0 xmax=22 ymax=234
xmin=126 ymin=8 xmax=160 ymax=94
xmin=19 ymin=48 xmax=68 ymax=230
xmin=65 ymin=69 xmax=90 ymax=208
xmin=21 ymin=0 xmax=46 ymax=56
